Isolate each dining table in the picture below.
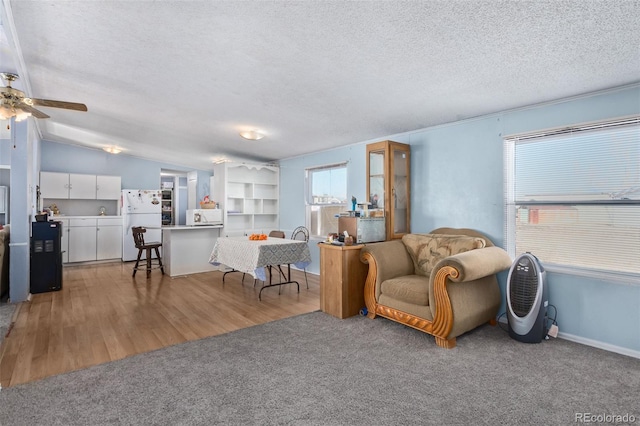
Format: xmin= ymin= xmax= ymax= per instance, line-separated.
xmin=208 ymin=236 xmax=312 ymax=300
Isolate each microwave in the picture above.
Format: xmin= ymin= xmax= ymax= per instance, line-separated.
xmin=186 ymin=209 xmax=223 ymax=226
xmin=338 ymin=217 xmax=386 ymax=243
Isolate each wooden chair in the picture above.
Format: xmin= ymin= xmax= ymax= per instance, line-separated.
xmin=132 ymin=226 xmax=164 ymax=277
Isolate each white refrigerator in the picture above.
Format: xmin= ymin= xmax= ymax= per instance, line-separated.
xmin=122 ymin=189 xmax=163 ymax=261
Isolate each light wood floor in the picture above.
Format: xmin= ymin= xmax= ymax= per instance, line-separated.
xmin=0 ymin=262 xmax=319 ymax=388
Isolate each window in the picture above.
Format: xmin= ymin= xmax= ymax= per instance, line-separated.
xmin=306 ymin=163 xmax=347 ymax=237
xmin=504 ymin=116 xmax=640 ymax=279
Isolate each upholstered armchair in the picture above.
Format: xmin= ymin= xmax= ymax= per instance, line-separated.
xmin=360 ymin=227 xmax=512 ymax=349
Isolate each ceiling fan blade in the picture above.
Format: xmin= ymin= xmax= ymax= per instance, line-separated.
xmin=30 ymin=98 xmax=87 ymax=112
xmin=19 ymin=104 xmax=50 ymax=119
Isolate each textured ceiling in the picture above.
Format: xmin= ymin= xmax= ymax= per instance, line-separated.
xmin=2 ymin=0 xmax=640 ymax=170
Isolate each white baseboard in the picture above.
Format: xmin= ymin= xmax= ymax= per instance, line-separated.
xmin=557 ymin=332 xmax=640 ymax=360
xmin=497 ymin=316 xmax=640 ymax=359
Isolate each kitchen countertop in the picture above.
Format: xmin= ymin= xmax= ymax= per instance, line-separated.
xmin=51 ymin=215 xmax=122 ymax=219
xmin=162 ymin=225 xmax=223 ymax=230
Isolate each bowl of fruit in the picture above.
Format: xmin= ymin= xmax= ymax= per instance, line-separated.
xmin=249 ymin=233 xmax=268 ymax=240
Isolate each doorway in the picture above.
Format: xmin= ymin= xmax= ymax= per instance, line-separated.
xmin=160 ymin=170 xmax=188 ymax=226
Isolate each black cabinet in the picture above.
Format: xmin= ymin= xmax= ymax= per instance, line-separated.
xmin=30 ymin=221 xmax=63 ymax=294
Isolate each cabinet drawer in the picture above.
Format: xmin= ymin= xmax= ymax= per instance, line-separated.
xmin=97 ymin=217 xmax=122 ymax=226
xmin=69 ymin=218 xmax=97 ymax=227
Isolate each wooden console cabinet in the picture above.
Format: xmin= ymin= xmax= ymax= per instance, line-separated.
xmin=319 ymin=243 xmax=368 ymax=319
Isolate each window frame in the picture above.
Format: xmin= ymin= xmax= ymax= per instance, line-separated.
xmin=305 ymin=162 xmax=348 ymax=238
xmin=504 ymin=115 xmax=640 ymax=285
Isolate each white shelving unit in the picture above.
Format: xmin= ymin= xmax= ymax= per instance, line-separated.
xmin=213 ymin=162 xmax=279 ymax=237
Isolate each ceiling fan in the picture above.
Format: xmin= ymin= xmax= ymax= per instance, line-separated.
xmin=0 ymin=72 xmax=87 ymax=121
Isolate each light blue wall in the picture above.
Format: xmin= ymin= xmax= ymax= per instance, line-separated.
xmin=279 ymin=85 xmax=640 ymax=354
xmin=0 ymin=140 xmax=12 ymax=216
xmin=0 ymin=139 xmax=12 ymax=167
xmin=8 ymin=120 xmax=32 ymax=303
xmin=40 ymin=141 xmax=212 ymax=201
xmin=279 ymin=144 xmax=367 ymax=271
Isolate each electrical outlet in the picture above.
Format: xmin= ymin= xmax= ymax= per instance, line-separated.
xmin=548 ymin=324 xmax=559 ymax=338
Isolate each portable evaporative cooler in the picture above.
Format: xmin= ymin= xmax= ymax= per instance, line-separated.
xmin=506 ymin=252 xmax=548 ymax=343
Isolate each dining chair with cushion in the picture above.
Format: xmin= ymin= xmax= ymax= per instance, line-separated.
xmin=268 ymin=230 xmax=286 ymax=239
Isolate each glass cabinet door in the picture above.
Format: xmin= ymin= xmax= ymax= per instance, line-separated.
xmin=391 ymin=147 xmax=410 ymax=236
xmin=366 ymin=141 xmax=411 ymax=240
xmin=368 ymin=150 xmax=385 ymax=210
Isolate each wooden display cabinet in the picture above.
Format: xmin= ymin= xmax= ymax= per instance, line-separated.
xmin=319 ymin=243 xmax=368 ymax=319
xmin=366 ymin=140 xmax=411 ymax=240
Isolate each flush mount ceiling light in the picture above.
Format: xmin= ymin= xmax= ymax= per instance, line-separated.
xmin=103 ymin=146 xmax=122 ymax=154
xmin=211 ymin=156 xmax=228 ymax=164
xmin=239 ymin=130 xmax=264 ymax=141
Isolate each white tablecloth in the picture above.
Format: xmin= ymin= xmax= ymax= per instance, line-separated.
xmin=209 ymin=236 xmax=312 ymax=281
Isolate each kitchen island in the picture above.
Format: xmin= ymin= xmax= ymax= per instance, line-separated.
xmin=161 ymin=225 xmax=223 ymax=277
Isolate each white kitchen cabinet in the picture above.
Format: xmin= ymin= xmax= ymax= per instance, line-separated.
xmin=68 ymin=219 xmax=98 ymax=262
xmin=213 ymin=162 xmax=279 ymax=237
xmin=62 ymin=217 xmax=123 ymax=263
xmin=40 ymin=172 xmax=70 ymax=199
xmin=40 ymin=172 xmax=121 ymax=200
xmin=97 ymin=217 xmax=122 ymax=260
xmin=40 ymin=172 xmax=95 ymax=199
xmin=69 ymin=226 xmax=97 ymax=262
xmin=96 ymin=175 xmax=122 ymax=200
xmin=58 ymin=218 xmax=70 ymax=264
xmin=69 ymin=174 xmax=97 ymax=199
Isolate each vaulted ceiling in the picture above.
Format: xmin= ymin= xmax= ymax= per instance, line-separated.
xmin=1 ymin=1 xmax=639 ymax=170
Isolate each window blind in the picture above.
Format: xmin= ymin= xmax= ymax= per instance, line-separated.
xmin=504 ymin=116 xmax=640 ymax=277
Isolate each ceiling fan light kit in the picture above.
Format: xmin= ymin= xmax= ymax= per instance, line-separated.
xmin=0 ymin=102 xmax=31 ymax=121
xmin=0 ymin=72 xmax=88 ymax=121
xmin=239 ymin=130 xmax=264 ymax=140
